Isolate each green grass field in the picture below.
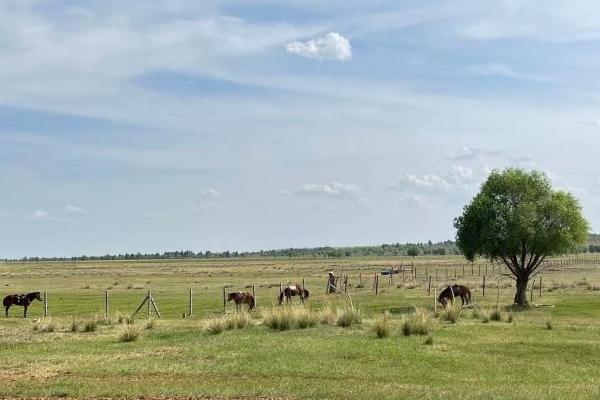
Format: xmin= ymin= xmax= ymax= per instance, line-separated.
xmin=1 ymin=256 xmax=599 ymax=399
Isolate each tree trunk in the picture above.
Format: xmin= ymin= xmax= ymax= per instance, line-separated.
xmin=514 ymin=276 xmax=529 ymax=306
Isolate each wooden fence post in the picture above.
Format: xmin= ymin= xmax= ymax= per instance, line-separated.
xmin=434 ymin=288 xmax=437 ymax=311
xmin=147 ymin=290 xmax=151 ymax=318
xmin=375 ymin=274 xmax=379 ymax=295
xmin=44 ymin=290 xmax=48 ymax=317
xmin=105 ymin=290 xmax=109 ymax=318
xmin=428 ymin=275 xmax=432 ymax=295
xmin=223 ymin=287 xmax=226 ymax=313
xmin=530 ymin=279 xmax=535 ymax=303
xmin=482 ymin=276 xmax=486 ymax=297
xmin=252 ymin=285 xmax=256 ymax=308
xmin=188 ymin=288 xmax=193 ymax=316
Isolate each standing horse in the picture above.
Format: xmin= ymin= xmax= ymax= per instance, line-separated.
xmin=3 ymin=292 xmax=43 ymax=318
xmin=278 ymin=285 xmax=310 ymax=305
xmin=438 ymin=285 xmax=471 ymax=308
xmin=227 ymin=291 xmax=255 ymax=311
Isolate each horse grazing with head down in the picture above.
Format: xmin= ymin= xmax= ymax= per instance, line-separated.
xmin=278 ymin=285 xmax=309 ymax=305
xmin=438 ymin=284 xmax=471 ymax=308
xmin=3 ymin=292 xmax=43 ymax=318
xmin=227 ymin=291 xmax=255 ymax=311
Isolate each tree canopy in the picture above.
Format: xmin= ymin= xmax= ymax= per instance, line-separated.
xmin=454 ymin=169 xmax=589 ymax=305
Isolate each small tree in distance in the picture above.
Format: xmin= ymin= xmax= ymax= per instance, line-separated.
xmin=407 ymin=246 xmax=419 ymax=257
xmin=454 ymin=169 xmax=589 ymax=306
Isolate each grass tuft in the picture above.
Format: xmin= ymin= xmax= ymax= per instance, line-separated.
xmin=144 ymin=318 xmax=157 ymax=330
xmin=82 ymin=318 xmax=98 ymax=332
xmin=440 ymin=305 xmax=461 ymax=324
xmin=401 ymin=308 xmax=433 ymax=336
xmin=545 ymin=320 xmax=554 ymax=330
xmin=490 ymin=308 xmax=503 ymax=322
xmin=336 ymin=308 xmax=362 ymax=327
xmin=318 ymin=306 xmax=338 ymax=326
xmin=118 ymin=324 xmax=141 ymax=342
xmin=70 ymin=318 xmax=82 ymax=332
xmin=372 ymin=311 xmax=392 ymax=339
xmin=424 ymin=335 xmax=434 ymax=345
xmin=205 ymin=317 xmax=225 ymax=335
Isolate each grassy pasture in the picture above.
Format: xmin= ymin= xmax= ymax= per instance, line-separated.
xmin=1 ymin=256 xmax=600 ymax=399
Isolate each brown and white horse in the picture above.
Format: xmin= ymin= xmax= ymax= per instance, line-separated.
xmin=278 ymin=285 xmax=309 ymax=305
xmin=3 ymin=292 xmax=43 ymax=318
xmin=227 ymin=291 xmax=255 ymax=311
xmin=438 ymin=284 xmax=471 ymax=308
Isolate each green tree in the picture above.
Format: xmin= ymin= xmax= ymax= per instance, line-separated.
xmin=454 ymin=169 xmax=589 ymax=305
xmin=407 ymin=246 xmax=419 ymax=257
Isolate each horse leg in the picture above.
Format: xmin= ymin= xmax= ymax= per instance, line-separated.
xmin=5 ymin=305 xmax=8 ymax=317
xmin=23 ymin=305 xmax=28 ymax=318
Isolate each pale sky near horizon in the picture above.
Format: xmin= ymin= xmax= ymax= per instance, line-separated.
xmin=1 ymin=1 xmax=600 ymax=258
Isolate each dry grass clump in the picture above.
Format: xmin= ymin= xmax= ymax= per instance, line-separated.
xmin=401 ymin=308 xmax=433 ymax=336
xmin=294 ymin=307 xmax=318 ymax=329
xmin=33 ymin=319 xmax=58 ymax=333
xmin=205 ymin=317 xmax=226 ymax=335
xmin=116 ymin=312 xmax=135 ymax=325
xmin=336 ymin=307 xmax=362 ymax=327
xmin=82 ymin=317 xmax=98 ymax=332
xmin=70 ymin=318 xmax=82 ymax=332
xmin=545 ymin=320 xmax=554 ymax=330
xmin=490 ymin=308 xmax=503 ymax=322
xmin=144 ymin=318 xmax=157 ymax=330
xmin=225 ymin=312 xmax=253 ymax=330
xmin=372 ymin=311 xmax=392 ymax=338
xmin=118 ymin=324 xmax=141 ymax=342
xmin=263 ymin=307 xmax=294 ymax=331
xmin=318 ymin=306 xmax=338 ymax=326
xmin=439 ymin=305 xmax=461 ymax=324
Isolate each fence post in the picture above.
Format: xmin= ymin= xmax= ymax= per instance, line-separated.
xmin=482 ymin=276 xmax=486 ymax=297
xmin=530 ymin=279 xmax=535 ymax=303
xmin=188 ymin=288 xmax=193 ymax=316
xmin=375 ymin=274 xmax=379 ymax=295
xmin=105 ymin=290 xmax=109 ymax=318
xmin=223 ymin=287 xmax=226 ymax=313
xmin=462 ymin=265 xmax=465 ymax=276
xmin=147 ymin=290 xmax=151 ymax=318
xmin=428 ymin=275 xmax=432 ymax=295
xmin=252 ymin=285 xmax=256 ymax=308
xmin=44 ymin=290 xmax=48 ymax=317
xmin=434 ymin=288 xmax=437 ymax=311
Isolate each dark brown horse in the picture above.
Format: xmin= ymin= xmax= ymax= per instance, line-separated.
xmin=278 ymin=285 xmax=309 ymax=305
xmin=3 ymin=292 xmax=43 ymax=318
xmin=227 ymin=291 xmax=255 ymax=311
xmin=438 ymin=285 xmax=471 ymax=308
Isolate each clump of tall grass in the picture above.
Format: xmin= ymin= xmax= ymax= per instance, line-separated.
xmin=294 ymin=307 xmax=318 ymax=329
xmin=439 ymin=305 xmax=461 ymax=324
xmin=144 ymin=318 xmax=157 ymax=330
xmin=424 ymin=335 xmax=434 ymax=345
xmin=506 ymin=313 xmax=514 ymax=323
xmin=545 ymin=320 xmax=554 ymax=330
xmin=33 ymin=319 xmax=58 ymax=333
xmin=70 ymin=318 xmax=82 ymax=332
xmin=116 ymin=312 xmax=135 ymax=325
xmin=490 ymin=308 xmax=503 ymax=322
xmin=204 ymin=317 xmax=225 ymax=335
xmin=318 ymin=306 xmax=338 ymax=326
xmin=263 ymin=307 xmax=294 ymax=331
xmin=336 ymin=307 xmax=362 ymax=327
xmin=372 ymin=311 xmax=392 ymax=339
xmin=225 ymin=312 xmax=253 ymax=330
xmin=401 ymin=308 xmax=433 ymax=336
xmin=118 ymin=324 xmax=141 ymax=342
xmin=82 ymin=317 xmax=98 ymax=332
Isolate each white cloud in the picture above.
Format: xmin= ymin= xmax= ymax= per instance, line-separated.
xmin=297 ymin=182 xmax=360 ymax=196
xmin=285 ymin=32 xmax=352 ymax=61
xmin=448 ymin=146 xmax=503 ymax=160
xmin=31 ymin=210 xmax=50 ymax=220
xmin=63 ymin=204 xmax=87 ymax=215
xmin=200 ymin=188 xmax=220 ymax=199
xmin=390 ymin=165 xmax=490 ymax=195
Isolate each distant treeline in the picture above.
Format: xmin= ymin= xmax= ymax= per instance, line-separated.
xmin=5 ymin=235 xmax=599 ymax=262
xmin=4 ymin=240 xmax=460 ymax=262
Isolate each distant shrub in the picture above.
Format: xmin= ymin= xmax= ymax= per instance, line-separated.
xmin=401 ymin=309 xmax=433 ymax=336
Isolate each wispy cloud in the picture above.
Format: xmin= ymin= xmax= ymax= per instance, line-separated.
xmin=286 ymin=32 xmax=352 ymax=61
xmin=63 ymin=204 xmax=88 ymax=215
xmin=447 ymin=146 xmax=504 ymax=161
xmin=296 ymin=182 xmax=360 ymax=196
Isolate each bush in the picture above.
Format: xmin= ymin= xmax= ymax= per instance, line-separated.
xmin=373 ymin=312 xmax=392 ymax=339
xmin=83 ymin=318 xmax=98 ymax=332
xmin=118 ymin=325 xmax=141 ymax=342
xmin=401 ymin=309 xmax=433 ymax=336
xmin=336 ymin=308 xmax=362 ymax=328
xmin=440 ymin=306 xmax=461 ymax=324
xmin=205 ymin=317 xmax=225 ymax=335
xmin=70 ymin=318 xmax=82 ymax=332
xmin=490 ymin=308 xmax=503 ymax=322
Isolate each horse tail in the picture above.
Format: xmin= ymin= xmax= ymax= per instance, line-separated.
xmin=304 ymin=289 xmax=309 ymax=299
xmin=278 ymin=291 xmax=284 ymax=305
xmin=249 ymin=294 xmax=256 ymax=310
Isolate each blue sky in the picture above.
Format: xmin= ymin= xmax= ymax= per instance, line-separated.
xmin=1 ymin=0 xmax=600 ymax=258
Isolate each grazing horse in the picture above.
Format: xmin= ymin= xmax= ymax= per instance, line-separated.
xmin=227 ymin=291 xmax=255 ymax=311
xmin=438 ymin=285 xmax=471 ymax=308
xmin=3 ymin=292 xmax=43 ymax=318
xmin=278 ymin=285 xmax=310 ymax=305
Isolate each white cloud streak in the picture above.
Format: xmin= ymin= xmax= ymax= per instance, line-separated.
xmin=286 ymin=32 xmax=352 ymax=61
